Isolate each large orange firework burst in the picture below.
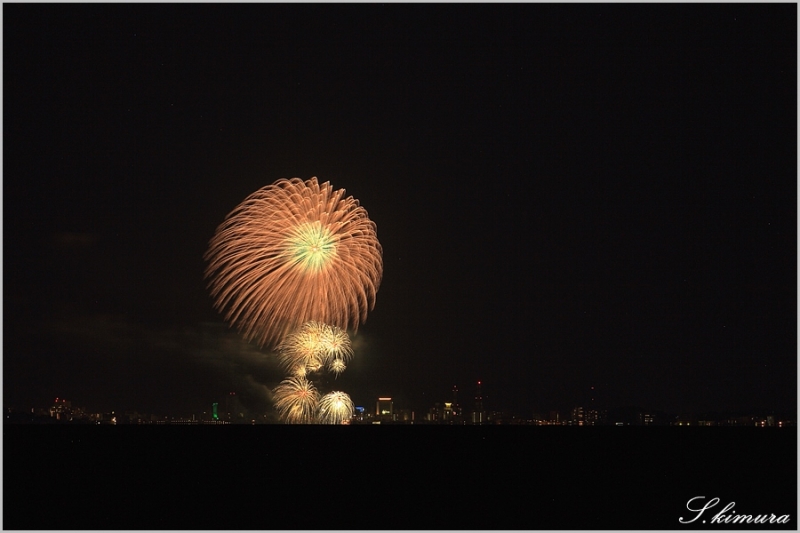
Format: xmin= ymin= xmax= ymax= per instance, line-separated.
xmin=205 ymin=177 xmax=383 ymax=348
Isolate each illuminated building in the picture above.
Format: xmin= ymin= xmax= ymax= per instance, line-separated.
xmin=571 ymin=406 xmax=585 ymax=426
xmin=376 ymin=397 xmax=393 ymax=422
xmin=451 ymin=385 xmax=461 ymax=417
xmin=49 ymin=398 xmax=72 ymax=420
xmin=47 ymin=398 xmax=93 ymax=422
xmin=394 ymin=408 xmax=414 ymax=423
xmin=426 ymin=403 xmax=447 ymax=422
xmin=442 ymin=402 xmax=453 ymax=421
xmin=425 ymin=404 xmax=438 ymax=422
xmin=578 ymin=386 xmax=608 ymax=425
xmin=353 ymin=406 xmax=366 ymax=422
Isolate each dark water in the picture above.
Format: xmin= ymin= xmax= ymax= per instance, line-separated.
xmin=4 ymin=425 xmax=796 ymax=529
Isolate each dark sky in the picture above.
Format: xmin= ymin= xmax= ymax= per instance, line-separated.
xmin=4 ymin=4 xmax=796 ymax=418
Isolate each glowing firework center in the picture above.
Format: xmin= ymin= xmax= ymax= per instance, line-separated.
xmin=286 ymin=221 xmax=337 ymax=273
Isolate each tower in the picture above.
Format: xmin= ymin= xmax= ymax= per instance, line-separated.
xmin=471 ymin=381 xmax=485 ymax=425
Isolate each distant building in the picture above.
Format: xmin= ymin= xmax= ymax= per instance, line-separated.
xmin=443 ymin=402 xmax=454 ymax=422
xmin=426 ymin=403 xmax=442 ymax=423
xmin=486 ymin=411 xmax=511 ymax=424
xmin=585 ymin=409 xmax=608 ymax=426
xmin=571 ymin=406 xmax=585 ymax=426
xmin=352 ymin=406 xmax=368 ymax=423
xmin=471 ymin=381 xmax=486 ymax=425
xmin=376 ymin=397 xmax=393 ymax=422
xmin=451 ymin=386 xmax=461 ymax=418
xmin=225 ymin=392 xmax=242 ymax=421
xmin=394 ymin=408 xmax=414 ymax=423
xmin=47 ymin=398 xmax=96 ymax=422
xmin=49 ymin=398 xmax=72 ymax=420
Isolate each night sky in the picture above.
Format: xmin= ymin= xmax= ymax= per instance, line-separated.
xmin=4 ymin=4 xmax=796 ymax=419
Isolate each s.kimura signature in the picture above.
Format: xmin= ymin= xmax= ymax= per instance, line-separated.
xmin=679 ymin=496 xmax=791 ymax=525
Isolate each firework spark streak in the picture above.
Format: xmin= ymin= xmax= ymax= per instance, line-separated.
xmin=317 ymin=391 xmax=354 ymax=424
xmin=205 ymin=177 xmax=383 ymax=348
xmin=272 ymin=377 xmax=320 ymax=424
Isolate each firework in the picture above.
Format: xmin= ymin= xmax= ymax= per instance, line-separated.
xmin=272 ymin=376 xmax=320 ymax=424
xmin=319 ymin=323 xmax=353 ymax=365
xmin=276 ymin=321 xmax=326 ymax=374
xmin=276 ymin=321 xmax=353 ymax=375
xmin=317 ymin=391 xmax=354 ymax=425
xmin=328 ymin=358 xmax=346 ymax=377
xmin=290 ymin=364 xmax=308 ymax=378
xmin=205 ymin=177 xmax=383 ymax=348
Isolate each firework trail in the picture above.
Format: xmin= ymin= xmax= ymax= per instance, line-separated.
xmin=205 ymin=177 xmax=383 ymax=348
xmin=317 ymin=391 xmax=354 ymax=424
xmin=272 ymin=376 xmax=320 ymax=424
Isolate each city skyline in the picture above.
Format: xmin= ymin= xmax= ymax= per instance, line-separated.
xmin=6 ymin=379 xmax=796 ymax=427
xmin=4 ymin=4 xmax=796 ymax=420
